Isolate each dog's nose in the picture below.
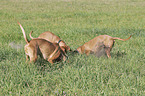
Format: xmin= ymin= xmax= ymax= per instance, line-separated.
xmin=73 ymin=49 xmax=79 ymax=53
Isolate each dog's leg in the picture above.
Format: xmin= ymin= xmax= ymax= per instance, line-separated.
xmin=48 ymin=60 xmax=54 ymax=64
xmin=62 ymin=55 xmax=66 ymax=62
xmin=48 ymin=58 xmax=55 ymax=64
xmin=85 ymin=50 xmax=90 ymax=56
xmin=47 ymin=47 xmax=61 ymax=64
xmin=105 ymin=47 xmax=111 ymax=58
xmin=61 ymin=52 xmax=67 ymax=62
xmin=29 ymin=54 xmax=37 ymax=63
xmin=29 ymin=55 xmax=37 ymax=63
xmin=29 ymin=47 xmax=38 ymax=63
xmin=60 ymin=49 xmax=68 ymax=62
xmin=47 ymin=51 xmax=60 ymax=64
xmin=25 ymin=45 xmax=30 ymax=62
xmin=104 ymin=40 xmax=114 ymax=58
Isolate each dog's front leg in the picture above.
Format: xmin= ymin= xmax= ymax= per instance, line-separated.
xmin=85 ymin=50 xmax=90 ymax=56
xmin=62 ymin=54 xmax=67 ymax=62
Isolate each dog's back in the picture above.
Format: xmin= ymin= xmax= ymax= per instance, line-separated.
xmin=31 ymin=39 xmax=57 ymax=57
xmin=30 ymin=31 xmax=71 ymax=52
xmin=38 ymin=31 xmax=60 ymax=43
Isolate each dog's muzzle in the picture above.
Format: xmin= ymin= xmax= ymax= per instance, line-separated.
xmin=73 ymin=49 xmax=79 ymax=53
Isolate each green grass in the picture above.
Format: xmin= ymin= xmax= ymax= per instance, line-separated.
xmin=0 ymin=0 xmax=145 ymax=95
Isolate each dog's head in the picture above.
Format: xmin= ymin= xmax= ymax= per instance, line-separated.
xmin=58 ymin=40 xmax=71 ymax=53
xmin=73 ymin=46 xmax=82 ymax=54
xmin=60 ymin=45 xmax=71 ymax=53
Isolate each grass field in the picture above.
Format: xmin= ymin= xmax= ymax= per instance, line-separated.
xmin=0 ymin=0 xmax=145 ymax=95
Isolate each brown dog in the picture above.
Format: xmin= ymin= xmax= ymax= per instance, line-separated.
xmin=75 ymin=35 xmax=132 ymax=58
xmin=18 ymin=22 xmax=67 ymax=64
xmin=29 ymin=31 xmax=71 ymax=53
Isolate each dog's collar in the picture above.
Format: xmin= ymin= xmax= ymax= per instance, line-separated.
xmin=58 ymin=40 xmax=62 ymax=44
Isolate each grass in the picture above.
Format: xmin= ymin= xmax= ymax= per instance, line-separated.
xmin=0 ymin=0 xmax=145 ymax=95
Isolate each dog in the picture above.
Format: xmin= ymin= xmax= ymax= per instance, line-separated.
xmin=75 ymin=35 xmax=132 ymax=58
xmin=29 ymin=31 xmax=71 ymax=53
xmin=17 ymin=22 xmax=67 ymax=64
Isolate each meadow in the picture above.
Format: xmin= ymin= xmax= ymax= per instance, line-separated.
xmin=0 ymin=0 xmax=145 ymax=95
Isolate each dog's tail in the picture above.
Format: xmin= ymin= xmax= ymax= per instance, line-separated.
xmin=112 ymin=35 xmax=132 ymax=41
xmin=29 ymin=31 xmax=34 ymax=39
xmin=17 ymin=22 xmax=29 ymax=44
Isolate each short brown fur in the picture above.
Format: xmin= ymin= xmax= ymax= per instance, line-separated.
xmin=18 ymin=22 xmax=67 ymax=64
xmin=76 ymin=35 xmax=132 ymax=58
xmin=29 ymin=31 xmax=71 ymax=53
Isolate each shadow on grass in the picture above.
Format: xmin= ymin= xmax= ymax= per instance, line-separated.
xmin=34 ymin=51 xmax=80 ymax=74
xmin=34 ymin=57 xmax=67 ymax=73
xmin=111 ymin=51 xmax=127 ymax=58
xmin=34 ymin=50 xmax=127 ymax=74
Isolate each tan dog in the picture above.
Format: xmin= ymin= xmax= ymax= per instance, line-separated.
xmin=18 ymin=22 xmax=67 ymax=64
xmin=29 ymin=31 xmax=71 ymax=53
xmin=75 ymin=35 xmax=132 ymax=58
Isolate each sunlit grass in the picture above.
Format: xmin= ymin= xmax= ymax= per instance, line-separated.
xmin=0 ymin=0 xmax=145 ymax=95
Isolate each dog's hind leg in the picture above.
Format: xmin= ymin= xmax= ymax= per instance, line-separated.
xmin=29 ymin=47 xmax=38 ymax=63
xmin=47 ymin=51 xmax=60 ymax=64
xmin=105 ymin=47 xmax=111 ymax=58
xmin=25 ymin=45 xmax=30 ymax=62
xmin=48 ymin=60 xmax=54 ymax=64
xmin=30 ymin=53 xmax=37 ymax=63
